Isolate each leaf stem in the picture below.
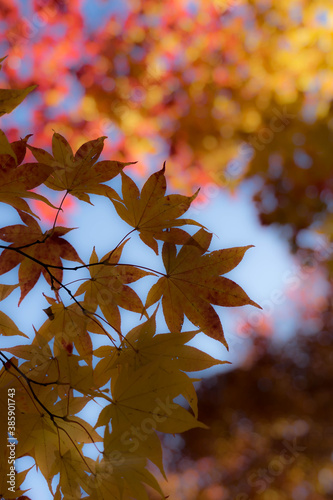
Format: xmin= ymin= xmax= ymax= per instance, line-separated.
xmin=52 ymin=190 xmax=69 ymax=230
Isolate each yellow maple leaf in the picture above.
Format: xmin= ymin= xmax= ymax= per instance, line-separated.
xmin=111 ymin=163 xmax=203 ymax=254
xmin=27 ymin=132 xmax=135 ymax=203
xmin=146 ymin=228 xmax=261 ymax=347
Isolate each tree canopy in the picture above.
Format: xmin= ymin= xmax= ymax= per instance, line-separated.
xmin=1 ymin=0 xmax=333 ymax=255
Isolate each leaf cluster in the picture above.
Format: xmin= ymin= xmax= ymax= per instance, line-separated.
xmin=0 ymin=69 xmax=260 ymax=499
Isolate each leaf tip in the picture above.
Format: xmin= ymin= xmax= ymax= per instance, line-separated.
xmin=191 ymin=188 xmax=200 ymax=201
xmin=252 ymin=300 xmax=262 ymax=310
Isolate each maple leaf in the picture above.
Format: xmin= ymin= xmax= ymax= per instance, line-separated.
xmin=121 ymin=312 xmax=230 ymax=373
xmin=0 ymin=132 xmax=56 ymax=216
xmin=0 ymin=369 xmax=33 ymax=498
xmin=55 ymin=449 xmax=94 ymax=499
xmin=91 ymin=428 xmax=166 ymax=500
xmin=110 ymin=163 xmax=203 ymax=254
xmin=0 ymin=283 xmax=18 ymax=301
xmin=96 ymin=360 xmax=207 ymax=434
xmin=0 ymin=370 xmax=59 ymax=491
xmin=0 ymin=355 xmax=100 ymax=492
xmin=0 ymin=281 xmax=25 ymax=337
xmin=2 ymin=332 xmax=58 ymax=382
xmin=91 ymin=310 xmax=226 ymax=496
xmin=0 ymin=211 xmax=84 ymax=303
xmin=38 ymin=302 xmax=105 ymax=365
xmin=20 ymin=413 xmax=59 ymax=489
xmin=145 ymin=228 xmax=261 ymax=347
xmin=0 ymin=309 xmax=27 ymax=337
xmin=27 ymin=132 xmax=135 ymax=203
xmin=94 ymin=311 xmax=229 ymax=384
xmin=55 ymin=349 xmax=96 ymax=396
xmin=74 ymin=244 xmax=152 ymax=333
xmin=0 ymin=84 xmax=37 ymax=117
xmin=0 ymin=466 xmax=31 ymax=499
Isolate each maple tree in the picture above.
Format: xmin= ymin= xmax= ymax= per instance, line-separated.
xmin=0 ymin=70 xmax=260 ymax=499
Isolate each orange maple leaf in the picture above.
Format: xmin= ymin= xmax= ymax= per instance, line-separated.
xmin=111 ymin=163 xmax=202 ymax=254
xmin=146 ymin=228 xmax=261 ymax=347
xmin=27 ymin=133 xmax=135 ymax=203
xmin=74 ymin=243 xmax=151 ymax=333
xmin=0 ymin=133 xmax=56 ymax=216
xmin=0 ymin=211 xmax=83 ymax=303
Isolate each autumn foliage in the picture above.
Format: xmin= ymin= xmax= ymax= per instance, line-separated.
xmin=2 ymin=2 xmax=332 ymax=497
xmin=2 ymin=0 xmax=333 ymax=256
xmin=0 ymin=68 xmax=260 ymax=499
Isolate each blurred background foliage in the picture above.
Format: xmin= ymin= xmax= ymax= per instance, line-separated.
xmin=1 ymin=0 xmax=333 ymax=498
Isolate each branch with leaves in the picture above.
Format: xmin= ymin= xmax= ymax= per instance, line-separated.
xmin=0 ymin=67 xmax=260 ymax=500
